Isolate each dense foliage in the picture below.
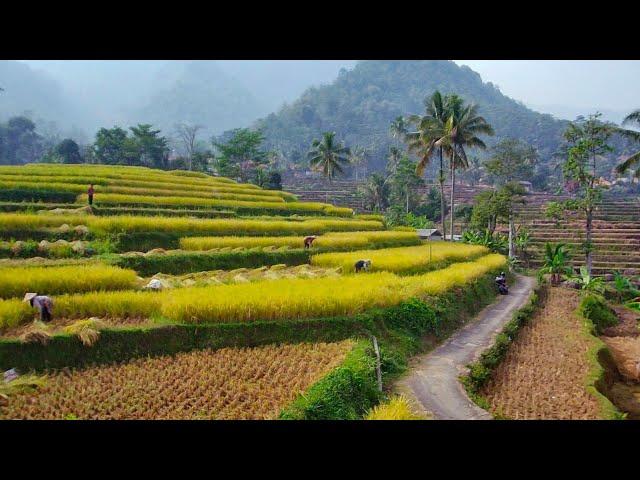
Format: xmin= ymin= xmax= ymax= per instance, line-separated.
xmin=256 ymin=61 xmax=568 ymax=175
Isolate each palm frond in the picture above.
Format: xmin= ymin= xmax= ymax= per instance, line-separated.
xmin=616 ymin=150 xmax=640 ymax=174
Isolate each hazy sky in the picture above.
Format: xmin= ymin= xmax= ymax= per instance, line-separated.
xmin=454 ymin=60 xmax=640 ymax=120
xmin=19 ymin=60 xmax=640 ymax=123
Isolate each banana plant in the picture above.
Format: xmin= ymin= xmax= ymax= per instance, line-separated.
xmin=462 ymin=229 xmax=507 ymax=254
xmin=571 ymin=266 xmax=605 ymax=294
xmin=612 ymin=270 xmax=640 ymax=303
xmin=538 ymin=242 xmax=573 ymax=286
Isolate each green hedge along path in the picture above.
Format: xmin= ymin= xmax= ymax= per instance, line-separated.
xmin=396 ymin=274 xmax=536 ymax=420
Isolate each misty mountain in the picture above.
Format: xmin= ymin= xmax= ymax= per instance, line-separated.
xmin=14 ymin=60 xmax=356 ymax=140
xmin=255 ymin=60 xmax=570 ymax=173
xmin=126 ymin=61 xmax=268 ymax=137
xmin=0 ymin=61 xmax=89 ymax=138
xmin=215 ymin=60 xmax=356 ymax=112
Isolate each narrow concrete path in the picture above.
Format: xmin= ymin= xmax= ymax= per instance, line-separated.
xmin=396 ymin=274 xmax=536 ymax=420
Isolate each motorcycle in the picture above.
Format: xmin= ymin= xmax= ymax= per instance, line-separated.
xmin=495 ymin=275 xmax=509 ymax=295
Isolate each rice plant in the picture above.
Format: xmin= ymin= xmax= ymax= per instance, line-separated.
xmin=0 ymin=213 xmax=381 ymax=236
xmin=75 ymin=193 xmax=347 ymax=215
xmin=366 ymin=395 xmax=423 ymax=420
xmin=311 ymin=243 xmax=489 ymax=274
xmin=161 ymin=254 xmax=506 ymax=324
xmin=178 ymin=231 xmax=418 ymax=251
xmin=0 ymin=254 xmax=506 ymax=329
xmin=0 ymin=341 xmax=352 ymax=420
xmin=0 ymin=264 xmax=139 ymax=299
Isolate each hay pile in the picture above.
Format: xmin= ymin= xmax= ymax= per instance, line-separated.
xmin=18 ymin=320 xmax=52 ymax=345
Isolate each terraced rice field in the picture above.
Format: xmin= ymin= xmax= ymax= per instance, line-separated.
xmin=0 ymin=253 xmax=507 ymax=329
xmin=480 ymin=288 xmax=602 ymax=419
xmin=311 ymin=243 xmax=488 ymax=274
xmin=515 ymin=197 xmax=640 ymax=276
xmin=0 ymin=341 xmax=354 ymax=420
xmin=0 ymin=164 xmax=508 ymax=420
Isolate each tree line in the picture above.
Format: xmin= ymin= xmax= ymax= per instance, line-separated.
xmin=0 ymin=117 xmax=284 ymax=190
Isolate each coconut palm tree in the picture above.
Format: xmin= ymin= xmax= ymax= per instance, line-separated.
xmin=359 ymin=173 xmax=390 ymax=212
xmin=349 ymin=145 xmax=367 ymax=182
xmin=390 ymin=116 xmax=409 ymax=147
xmin=615 ymin=109 xmax=640 ymax=177
xmin=386 ymin=146 xmax=403 ymax=176
xmin=307 ymin=132 xmax=351 ymax=183
xmin=406 ymin=91 xmax=450 ymax=240
xmin=436 ymin=95 xmax=494 ymax=240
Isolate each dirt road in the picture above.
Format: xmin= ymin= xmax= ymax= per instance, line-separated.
xmin=396 ymin=274 xmax=536 ymax=420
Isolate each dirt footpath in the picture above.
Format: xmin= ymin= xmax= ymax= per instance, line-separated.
xmin=396 ymin=274 xmax=535 ymax=420
xmin=480 ymin=288 xmax=602 ymax=420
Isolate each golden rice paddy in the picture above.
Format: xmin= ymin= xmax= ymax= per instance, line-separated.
xmin=0 ymin=340 xmax=354 ymax=420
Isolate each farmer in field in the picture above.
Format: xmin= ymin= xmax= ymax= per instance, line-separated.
xmin=354 ymin=259 xmax=372 ymax=273
xmin=23 ymin=293 xmax=54 ymax=322
xmin=303 ymin=235 xmax=318 ymax=249
xmin=87 ymin=184 xmax=95 ymax=205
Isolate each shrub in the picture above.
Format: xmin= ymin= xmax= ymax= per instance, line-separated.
xmin=280 ymin=341 xmax=380 ymax=420
xmin=579 ymin=294 xmax=618 ymax=334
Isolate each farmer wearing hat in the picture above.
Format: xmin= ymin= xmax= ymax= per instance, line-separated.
xmin=23 ymin=293 xmax=54 ymax=322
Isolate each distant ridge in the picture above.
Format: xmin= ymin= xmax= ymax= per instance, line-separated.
xmin=255 ymin=60 xmax=569 ymax=171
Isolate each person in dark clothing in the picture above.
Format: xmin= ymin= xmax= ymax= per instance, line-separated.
xmin=495 ymin=272 xmax=508 ymax=295
xmin=87 ymin=184 xmax=95 ymax=205
xmin=354 ymin=259 xmax=372 ymax=273
xmin=23 ymin=293 xmax=54 ymax=322
xmin=303 ymin=236 xmax=318 ymax=249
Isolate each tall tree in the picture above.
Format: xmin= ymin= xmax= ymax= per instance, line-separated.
xmin=174 ymin=123 xmax=203 ymax=171
xmin=386 ymin=146 xmax=403 ymax=176
xmin=484 ymin=138 xmax=537 ymax=261
xmin=1 ymin=116 xmax=44 ymax=164
xmin=348 ymin=145 xmax=367 ymax=182
xmin=389 ymin=155 xmax=424 ymax=214
xmin=437 ymin=95 xmax=494 ymax=240
xmin=406 ymin=91 xmax=450 ymax=240
xmin=212 ymin=128 xmax=268 ymax=182
xmin=359 ymin=173 xmax=390 ymax=212
xmin=615 ymin=109 xmax=640 ymax=177
xmin=129 ymin=124 xmax=169 ymax=169
xmin=484 ymin=138 xmax=538 ymax=185
xmin=47 ymin=138 xmax=83 ymax=164
xmin=562 ymin=113 xmax=614 ymax=275
xmin=93 ymin=127 xmax=133 ymax=165
xmin=390 ymin=116 xmax=409 ymax=147
xmin=307 ymin=132 xmax=351 ymax=182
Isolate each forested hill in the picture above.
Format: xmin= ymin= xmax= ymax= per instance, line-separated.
xmin=255 ymin=60 xmax=569 ymax=171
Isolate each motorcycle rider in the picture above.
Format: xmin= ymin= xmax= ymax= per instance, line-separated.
xmin=495 ymin=271 xmax=508 ymax=294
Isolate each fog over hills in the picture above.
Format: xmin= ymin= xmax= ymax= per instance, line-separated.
xmin=6 ymin=60 xmax=355 ymax=140
xmin=3 ymin=60 xmax=638 ymax=150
